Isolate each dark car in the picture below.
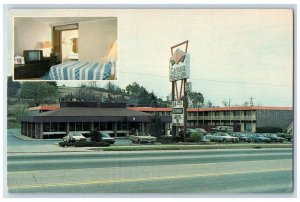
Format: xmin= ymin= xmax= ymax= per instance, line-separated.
xmin=91 ymin=131 xmax=115 ymax=144
xmin=250 ymin=134 xmax=271 ymax=143
xmin=232 ymin=132 xmax=251 ymax=143
xmin=265 ymin=134 xmax=286 ymax=143
xmin=277 ymin=133 xmax=293 ymax=141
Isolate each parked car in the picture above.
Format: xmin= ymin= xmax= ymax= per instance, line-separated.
xmin=211 ymin=126 xmax=234 ymax=133
xmin=264 ymin=133 xmax=286 ymax=143
xmin=90 ymin=131 xmax=115 ymax=144
xmin=250 ymin=134 xmax=271 ymax=143
xmin=129 ymin=133 xmax=157 ymax=144
xmin=206 ymin=132 xmax=238 ymax=143
xmin=231 ymin=132 xmax=251 ymax=142
xmin=63 ymin=132 xmax=87 ymax=143
xmin=194 ymin=128 xmax=207 ymax=134
xmin=277 ymin=133 xmax=293 ymax=141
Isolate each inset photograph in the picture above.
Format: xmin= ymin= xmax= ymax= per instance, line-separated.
xmin=13 ymin=17 xmax=118 ymax=80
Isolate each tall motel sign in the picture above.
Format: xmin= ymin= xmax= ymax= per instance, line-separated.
xmin=169 ymin=40 xmax=190 ymax=142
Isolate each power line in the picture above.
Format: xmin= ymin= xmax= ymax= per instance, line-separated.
xmin=119 ymin=71 xmax=291 ymax=87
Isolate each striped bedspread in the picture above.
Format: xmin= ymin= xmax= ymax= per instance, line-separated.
xmin=49 ymin=61 xmax=116 ymax=80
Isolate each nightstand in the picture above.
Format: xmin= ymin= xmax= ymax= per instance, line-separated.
xmin=14 ymin=58 xmax=52 ymax=80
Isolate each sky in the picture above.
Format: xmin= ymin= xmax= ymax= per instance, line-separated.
xmin=10 ymin=9 xmax=293 ymax=107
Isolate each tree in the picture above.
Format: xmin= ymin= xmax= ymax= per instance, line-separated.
xmin=222 ymin=100 xmax=229 ymax=107
xmin=149 ymin=114 xmax=164 ymax=137
xmin=187 ymin=91 xmax=204 ymax=108
xmin=242 ymin=102 xmax=249 ymax=107
xmin=7 ymin=76 xmax=21 ymax=97
xmin=205 ymin=100 xmax=213 ymax=108
xmin=20 ymin=82 xmax=58 ymax=106
xmin=126 ymin=82 xmax=142 ymax=96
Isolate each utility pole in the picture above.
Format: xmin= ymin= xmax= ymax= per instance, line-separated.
xmin=250 ymin=97 xmax=255 ymax=106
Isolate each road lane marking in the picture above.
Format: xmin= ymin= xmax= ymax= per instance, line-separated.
xmin=8 ymin=171 xmax=40 ymax=174
xmin=181 ymin=163 xmax=217 ymax=166
xmin=8 ymin=167 xmax=292 ymax=190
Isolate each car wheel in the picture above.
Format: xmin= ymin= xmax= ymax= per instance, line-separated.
xmin=223 ymin=139 xmax=227 ymax=143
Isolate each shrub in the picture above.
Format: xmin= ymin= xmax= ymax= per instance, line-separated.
xmin=89 ymin=130 xmax=102 ymax=142
xmin=189 ymin=131 xmax=203 ymax=142
xmin=59 ymin=141 xmax=110 ymax=147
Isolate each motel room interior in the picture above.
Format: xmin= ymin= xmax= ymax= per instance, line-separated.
xmin=13 ymin=17 xmax=118 ymax=80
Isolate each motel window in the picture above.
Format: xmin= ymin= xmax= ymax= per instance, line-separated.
xmin=122 ymin=122 xmax=129 ymax=130
xmin=100 ymin=122 xmax=106 ymax=130
xmin=244 ymin=111 xmax=251 ymax=116
xmin=234 ymin=111 xmax=240 ymax=116
xmin=43 ymin=123 xmax=50 ymax=132
xmin=215 ymin=111 xmax=220 ymax=116
xmin=51 ymin=122 xmax=59 ymax=132
xmin=76 ymin=122 xmax=83 ymax=131
xmin=83 ymin=122 xmax=90 ymax=131
xmin=93 ymin=122 xmax=99 ymax=131
xmin=69 ymin=122 xmax=75 ymax=131
xmin=117 ymin=122 xmax=122 ymax=130
xmin=107 ymin=122 xmax=113 ymax=130
xmin=59 ymin=123 xmax=66 ymax=131
xmin=224 ymin=111 xmax=230 ymax=116
xmin=31 ymin=123 xmax=35 ymax=133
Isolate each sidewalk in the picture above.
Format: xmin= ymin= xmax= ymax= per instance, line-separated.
xmin=7 ymin=144 xmax=96 ymax=153
xmin=13 ymin=134 xmax=61 ymax=141
xmin=10 ymin=134 xmax=95 ymax=153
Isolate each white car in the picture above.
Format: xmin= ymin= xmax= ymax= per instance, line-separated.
xmin=63 ymin=132 xmax=87 ymax=143
xmin=129 ymin=133 xmax=157 ymax=144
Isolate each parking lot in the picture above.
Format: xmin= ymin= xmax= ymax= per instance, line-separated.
xmin=7 ymin=129 xmax=292 ymax=149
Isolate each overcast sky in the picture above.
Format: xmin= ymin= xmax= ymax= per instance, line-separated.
xmin=12 ymin=9 xmax=293 ymax=107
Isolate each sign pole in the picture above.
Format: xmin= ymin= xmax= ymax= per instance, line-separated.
xmin=169 ymin=40 xmax=189 ymax=142
xmin=183 ymin=78 xmax=187 ymax=142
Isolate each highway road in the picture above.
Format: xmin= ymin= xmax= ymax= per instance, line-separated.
xmin=7 ymin=148 xmax=293 ymax=194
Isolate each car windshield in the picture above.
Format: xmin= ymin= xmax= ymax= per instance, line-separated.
xmin=256 ymin=134 xmax=263 ymax=137
xmin=221 ymin=133 xmax=229 ymax=136
xmin=72 ymin=132 xmax=83 ymax=136
xmin=100 ymin=133 xmax=111 ymax=137
xmin=270 ymin=134 xmax=277 ymax=137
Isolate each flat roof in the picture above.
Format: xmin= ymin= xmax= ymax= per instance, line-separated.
xmin=129 ymin=106 xmax=293 ymax=112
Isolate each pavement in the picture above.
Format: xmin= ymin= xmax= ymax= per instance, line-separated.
xmin=9 ymin=135 xmax=101 ymax=153
xmin=7 ymin=145 xmax=96 ymax=153
xmin=8 ymin=131 xmax=293 ymax=154
xmin=6 ymin=148 xmax=293 ymax=193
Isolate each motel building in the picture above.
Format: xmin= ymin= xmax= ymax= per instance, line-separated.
xmin=129 ymin=106 xmax=293 ymax=133
xmin=19 ymin=102 xmax=159 ymax=139
xmin=19 ymin=102 xmax=293 ymax=139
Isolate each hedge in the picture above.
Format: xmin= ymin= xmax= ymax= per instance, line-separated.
xmin=59 ymin=141 xmax=110 ymax=147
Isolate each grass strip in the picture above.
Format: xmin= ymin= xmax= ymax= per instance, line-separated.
xmin=91 ymin=143 xmax=292 ymax=151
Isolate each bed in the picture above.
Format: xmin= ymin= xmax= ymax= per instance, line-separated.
xmin=48 ymin=61 xmax=116 ymax=80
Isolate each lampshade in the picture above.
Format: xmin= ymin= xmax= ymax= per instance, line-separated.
xmin=43 ymin=41 xmax=52 ymax=48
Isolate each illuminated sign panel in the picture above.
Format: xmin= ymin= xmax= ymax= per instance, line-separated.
xmin=169 ymin=49 xmax=190 ymax=81
xmin=172 ymin=108 xmax=183 ymax=114
xmin=172 ymin=100 xmax=184 ymax=126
